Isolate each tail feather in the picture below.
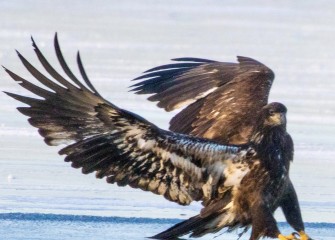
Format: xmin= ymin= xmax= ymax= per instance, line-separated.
xmin=151 ymin=199 xmax=245 ymax=239
xmin=151 ymin=213 xmax=220 ymax=240
xmin=150 ymin=215 xmax=203 ymax=240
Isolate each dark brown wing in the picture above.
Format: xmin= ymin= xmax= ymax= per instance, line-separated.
xmin=5 ymin=35 xmax=248 ymax=206
xmin=131 ymin=57 xmax=275 ymax=144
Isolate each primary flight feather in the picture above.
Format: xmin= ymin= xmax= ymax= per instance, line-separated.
xmin=131 ymin=56 xmax=275 ymax=145
xmin=4 ymin=35 xmax=311 ymax=240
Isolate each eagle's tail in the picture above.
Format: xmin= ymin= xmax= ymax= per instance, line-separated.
xmin=151 ymin=210 xmax=237 ymax=240
xmin=151 ymin=197 xmax=243 ymax=240
xmin=150 ymin=214 xmax=213 ymax=239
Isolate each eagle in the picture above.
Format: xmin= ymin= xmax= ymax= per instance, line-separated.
xmin=4 ymin=35 xmax=311 ymax=240
xmin=131 ymin=55 xmax=313 ymax=240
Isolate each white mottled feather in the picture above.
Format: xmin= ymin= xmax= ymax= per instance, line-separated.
xmin=172 ymin=87 xmax=218 ymax=110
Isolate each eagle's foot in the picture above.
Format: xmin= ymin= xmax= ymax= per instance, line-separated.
xmin=298 ymin=231 xmax=313 ymax=240
xmin=278 ymin=231 xmax=313 ymax=240
xmin=278 ymin=232 xmax=299 ymax=240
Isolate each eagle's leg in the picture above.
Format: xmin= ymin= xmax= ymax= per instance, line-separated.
xmin=280 ymin=182 xmax=312 ymax=240
xmin=249 ymin=203 xmax=280 ymax=240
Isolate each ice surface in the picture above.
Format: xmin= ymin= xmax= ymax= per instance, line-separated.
xmin=0 ymin=0 xmax=334 ymax=239
xmin=0 ymin=213 xmax=334 ymax=240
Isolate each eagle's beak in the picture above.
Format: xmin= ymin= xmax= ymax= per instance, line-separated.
xmin=279 ymin=113 xmax=286 ymax=124
xmin=269 ymin=113 xmax=286 ymax=126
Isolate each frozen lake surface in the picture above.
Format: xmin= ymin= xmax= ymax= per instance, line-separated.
xmin=1 ymin=213 xmax=335 ymax=240
xmin=0 ymin=0 xmax=335 ymax=239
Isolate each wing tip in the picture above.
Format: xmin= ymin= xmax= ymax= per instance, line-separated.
xmin=54 ymin=32 xmax=60 ymax=49
xmin=171 ymin=57 xmax=216 ymax=63
xmin=3 ymin=91 xmax=11 ymax=96
xmin=31 ymin=35 xmax=36 ymax=47
xmin=3 ymin=91 xmax=19 ymax=99
xmin=15 ymin=49 xmax=28 ymax=64
xmin=237 ymin=55 xmax=264 ymax=66
xmin=15 ymin=49 xmax=21 ymax=57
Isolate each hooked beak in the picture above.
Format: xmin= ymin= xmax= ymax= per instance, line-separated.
xmin=267 ymin=112 xmax=286 ymax=126
xmin=280 ymin=113 xmax=286 ymax=124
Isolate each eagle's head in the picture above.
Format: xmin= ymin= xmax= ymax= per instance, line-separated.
xmin=250 ymin=102 xmax=288 ymax=147
xmin=261 ymin=102 xmax=287 ymax=128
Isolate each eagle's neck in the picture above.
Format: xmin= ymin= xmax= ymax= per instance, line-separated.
xmin=250 ymin=125 xmax=288 ymax=177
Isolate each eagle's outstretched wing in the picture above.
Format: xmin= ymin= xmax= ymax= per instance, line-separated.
xmin=4 ymin=35 xmax=247 ymax=206
xmin=131 ymin=56 xmax=275 ymax=144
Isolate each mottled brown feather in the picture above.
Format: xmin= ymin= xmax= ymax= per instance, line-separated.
xmin=132 ymin=56 xmax=274 ymax=144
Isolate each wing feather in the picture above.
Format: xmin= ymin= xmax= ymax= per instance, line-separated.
xmin=16 ymin=50 xmax=68 ymax=92
xmin=76 ymin=51 xmax=104 ymax=99
xmin=131 ymin=56 xmax=275 ymax=144
xmin=53 ymin=33 xmax=89 ymax=90
xmin=5 ymin=35 xmax=248 ymax=205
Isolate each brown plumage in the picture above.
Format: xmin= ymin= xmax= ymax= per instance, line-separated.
xmin=152 ymin=103 xmax=295 ymax=240
xmin=4 ymin=35 xmax=312 ymax=240
xmin=131 ymin=56 xmax=274 ymax=145
xmin=133 ymin=56 xmax=313 ymax=239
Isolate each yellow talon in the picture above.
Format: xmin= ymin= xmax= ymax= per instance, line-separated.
xmin=278 ymin=231 xmax=312 ymax=240
xmin=278 ymin=233 xmax=298 ymax=240
xmin=299 ymin=231 xmax=312 ymax=240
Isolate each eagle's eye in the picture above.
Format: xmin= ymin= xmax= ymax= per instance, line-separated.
xmin=269 ymin=109 xmax=275 ymax=116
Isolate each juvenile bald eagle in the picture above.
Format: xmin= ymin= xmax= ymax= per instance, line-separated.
xmin=132 ymin=55 xmax=313 ymax=240
xmin=4 ymin=35 xmax=311 ymax=240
